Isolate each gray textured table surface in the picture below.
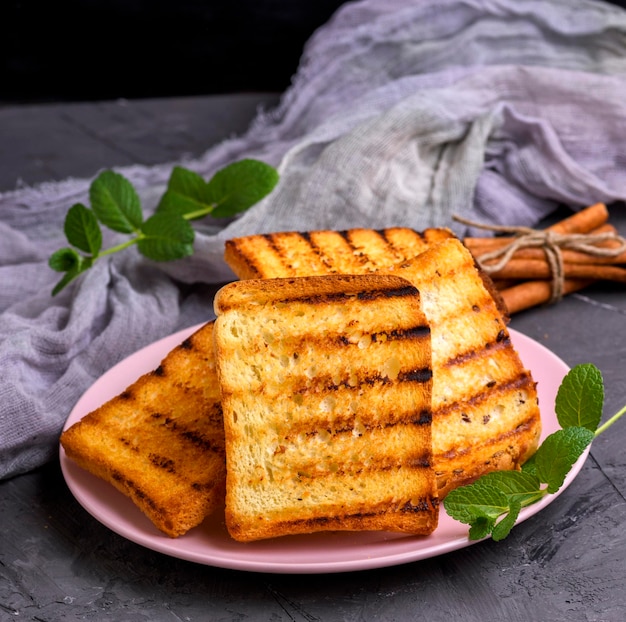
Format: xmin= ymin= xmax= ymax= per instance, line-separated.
xmin=1 ymin=94 xmax=625 ymax=622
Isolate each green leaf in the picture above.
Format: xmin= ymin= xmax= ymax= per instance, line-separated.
xmin=51 ymin=270 xmax=79 ymax=296
xmin=207 ymin=159 xmax=279 ymax=218
xmin=555 ymin=363 xmax=604 ymax=432
xmin=157 ymin=166 xmax=215 ymax=217
xmin=533 ymin=427 xmax=594 ymax=493
xmin=49 ymin=247 xmax=82 ymax=273
xmin=477 ymin=470 xmax=544 ymax=507
xmin=136 ymin=212 xmax=195 ymax=262
xmin=521 ymin=454 xmax=538 ymax=477
xmin=468 ymin=516 xmax=495 ymax=541
xmin=89 ymin=170 xmax=143 ymax=233
xmin=491 ymin=499 xmax=522 ymax=541
xmin=444 ymin=471 xmax=548 ymax=540
xmin=49 ymin=250 xmax=93 ymax=296
xmin=64 ymin=203 xmax=102 ymax=255
xmin=444 ymin=482 xmax=509 ymax=527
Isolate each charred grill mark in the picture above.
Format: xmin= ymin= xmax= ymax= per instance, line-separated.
xmin=265 ymin=231 xmax=338 ymax=274
xmin=152 ymin=365 xmax=165 ymax=377
xmin=147 ymin=410 xmax=225 ymax=455
xmin=119 ymin=436 xmax=139 ymax=451
xmin=345 ymin=229 xmax=403 ymax=266
xmin=437 ymin=415 xmax=539 ymax=460
xmin=416 ymin=409 xmax=432 ymax=425
xmin=399 ymin=367 xmax=433 ymax=383
xmin=400 ymin=496 xmax=439 ymax=513
xmin=274 ymin=495 xmax=438 ymax=527
xmin=381 ymin=325 xmax=431 ymax=340
xmin=271 ymin=284 xmax=420 ymax=308
xmin=357 ymin=285 xmax=417 ymax=301
xmin=281 ymin=413 xmax=433 ymax=447
xmin=292 ymin=452 xmax=432 ymax=478
xmin=111 ymin=470 xmax=159 ymax=512
xmin=444 ymin=334 xmax=512 ymax=367
xmin=149 ymin=453 xmax=175 ymax=472
xmin=377 ymin=227 xmax=413 ymax=250
xmin=435 ymin=371 xmax=536 ymax=419
xmin=226 ymin=239 xmax=266 ymax=278
xmin=288 ymin=364 xmax=433 ymax=397
xmin=179 ymin=337 xmax=194 ymax=350
xmin=266 ymin=233 xmax=296 ymax=273
xmin=335 ymin=324 xmax=430 ymax=346
xmin=298 ymin=231 xmax=337 ymax=272
xmin=337 ymin=230 xmax=370 ymax=267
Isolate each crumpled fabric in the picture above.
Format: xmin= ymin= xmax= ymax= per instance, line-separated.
xmin=2 ymin=0 xmax=626 ymax=479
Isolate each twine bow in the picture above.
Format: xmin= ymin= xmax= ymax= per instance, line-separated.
xmin=454 ymin=215 xmax=626 ymax=303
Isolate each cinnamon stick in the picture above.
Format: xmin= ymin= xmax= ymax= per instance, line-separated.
xmin=545 ymin=202 xmax=609 ymax=234
xmin=481 ymin=203 xmax=616 ymax=314
xmin=463 ymin=203 xmax=609 ymax=251
xmin=486 ymin=259 xmax=626 ymax=283
xmin=465 ymin=223 xmax=625 ymax=265
xmin=499 ymin=279 xmax=594 ymax=315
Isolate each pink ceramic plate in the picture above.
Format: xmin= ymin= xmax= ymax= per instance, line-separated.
xmin=60 ymin=326 xmax=587 ymax=574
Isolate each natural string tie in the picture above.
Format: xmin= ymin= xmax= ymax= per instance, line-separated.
xmin=453 ymin=215 xmax=626 ymax=304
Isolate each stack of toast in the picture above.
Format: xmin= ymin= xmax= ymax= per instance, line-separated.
xmin=60 ymin=226 xmax=541 ymax=542
xmin=225 ymin=230 xmax=541 ymax=496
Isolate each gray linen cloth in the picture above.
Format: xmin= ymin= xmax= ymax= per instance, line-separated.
xmin=2 ymin=0 xmax=626 ymax=479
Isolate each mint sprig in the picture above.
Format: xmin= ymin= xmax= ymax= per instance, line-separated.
xmin=444 ymin=363 xmax=625 ymax=541
xmin=49 ymin=159 xmax=279 ymax=295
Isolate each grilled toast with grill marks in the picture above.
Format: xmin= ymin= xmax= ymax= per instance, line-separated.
xmin=382 ymin=238 xmax=541 ymax=494
xmin=224 ymin=227 xmax=455 ymax=280
xmin=60 ymin=321 xmax=226 ymax=538
xmin=223 ymin=232 xmax=541 ymax=496
xmin=224 ymin=226 xmax=510 ymax=323
xmin=213 ymin=274 xmax=438 ymax=542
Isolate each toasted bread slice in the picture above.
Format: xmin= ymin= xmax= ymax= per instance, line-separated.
xmin=60 ymin=321 xmax=226 ymax=538
xmin=213 ymin=274 xmax=438 ymax=542
xmin=379 ymin=239 xmax=541 ymax=494
xmin=224 ymin=227 xmax=455 ymax=280
xmin=224 ymin=230 xmax=541 ymax=496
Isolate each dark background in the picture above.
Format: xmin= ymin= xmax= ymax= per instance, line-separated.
xmin=2 ymin=0 xmax=626 ymax=105
xmin=1 ymin=0 xmax=348 ymax=104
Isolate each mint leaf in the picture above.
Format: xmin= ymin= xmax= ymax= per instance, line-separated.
xmin=49 ymin=159 xmax=279 ymax=295
xmin=64 ymin=203 xmax=102 ymax=256
xmin=533 ymin=427 xmax=594 ymax=493
xmin=207 ymin=159 xmax=279 ymax=218
xmin=444 ymin=482 xmax=509 ymax=527
xmin=136 ymin=212 xmax=195 ymax=262
xmin=468 ymin=516 xmax=494 ymax=541
xmin=556 ymin=363 xmax=604 ymax=432
xmin=477 ymin=470 xmax=544 ymax=507
xmin=444 ymin=473 xmax=543 ymax=541
xmin=444 ymin=363 xmax=626 ymax=542
xmin=491 ymin=499 xmax=521 ymax=541
xmin=90 ymin=170 xmax=143 ymax=233
xmin=157 ymin=166 xmax=215 ymax=217
xmin=49 ymin=249 xmax=92 ymax=296
xmin=49 ymin=247 xmax=82 ymax=273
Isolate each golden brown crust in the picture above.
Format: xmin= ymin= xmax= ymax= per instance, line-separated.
xmin=214 ymin=274 xmax=439 ymax=542
xmin=382 ymin=239 xmax=541 ymax=495
xmin=222 ymin=230 xmax=541 ymax=501
xmin=223 ymin=227 xmax=456 ymax=280
xmin=60 ymin=322 xmax=226 ymax=538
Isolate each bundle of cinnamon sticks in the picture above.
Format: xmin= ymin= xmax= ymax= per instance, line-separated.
xmin=463 ymin=203 xmax=626 ymax=314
